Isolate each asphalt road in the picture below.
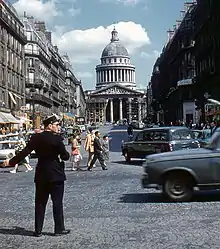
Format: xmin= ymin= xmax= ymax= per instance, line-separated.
xmin=1 ymin=126 xmax=220 ymax=248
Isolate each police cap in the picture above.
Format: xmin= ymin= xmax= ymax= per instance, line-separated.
xmin=43 ymin=114 xmax=60 ymax=127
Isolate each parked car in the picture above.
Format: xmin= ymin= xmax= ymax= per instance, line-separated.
xmin=121 ymin=126 xmax=200 ymax=162
xmin=191 ymin=129 xmax=211 ymax=147
xmin=141 ymin=127 xmax=220 ymax=202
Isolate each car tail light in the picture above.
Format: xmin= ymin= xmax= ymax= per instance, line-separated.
xmin=169 ymin=143 xmax=174 ymax=151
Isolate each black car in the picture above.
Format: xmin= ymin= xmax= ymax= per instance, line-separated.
xmin=121 ymin=126 xmax=200 ymax=162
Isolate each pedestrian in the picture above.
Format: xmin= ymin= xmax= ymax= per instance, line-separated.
xmin=3 ymin=114 xmax=70 ymax=237
xmin=102 ymin=135 xmax=109 ymax=161
xmin=84 ymin=127 xmax=95 ymax=168
xmin=88 ymin=131 xmax=107 ymax=171
xmin=70 ymin=134 xmax=82 ymax=171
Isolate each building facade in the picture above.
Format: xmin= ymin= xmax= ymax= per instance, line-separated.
xmin=22 ymin=16 xmax=86 ymax=128
xmin=193 ymin=0 xmax=220 ymax=121
xmin=86 ymin=28 xmax=145 ymax=124
xmin=150 ymin=1 xmax=197 ymax=125
xmin=0 ymin=0 xmax=26 ymax=123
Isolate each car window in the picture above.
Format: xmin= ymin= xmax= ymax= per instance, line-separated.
xmin=153 ymin=131 xmax=168 ymax=141
xmin=170 ymin=129 xmax=193 ymax=140
xmin=135 ymin=131 xmax=144 ymax=141
xmin=143 ymin=131 xmax=154 ymax=141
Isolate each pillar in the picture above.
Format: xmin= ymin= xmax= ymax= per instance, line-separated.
xmin=138 ymin=99 xmax=142 ymax=122
xmin=119 ymin=98 xmax=123 ymax=121
xmin=110 ymin=98 xmax=114 ymax=123
xmin=117 ymin=69 xmax=119 ymax=82
xmin=105 ymin=70 xmax=108 ymax=82
xmin=113 ymin=69 xmax=115 ymax=82
xmin=109 ymin=70 xmax=111 ymax=82
xmin=128 ymin=98 xmax=132 ymax=123
xmin=120 ymin=69 xmax=122 ymax=82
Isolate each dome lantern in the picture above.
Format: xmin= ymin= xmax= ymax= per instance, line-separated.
xmin=111 ymin=26 xmax=119 ymax=42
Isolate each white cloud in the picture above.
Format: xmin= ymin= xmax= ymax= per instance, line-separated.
xmin=13 ymin=0 xmax=80 ymax=21
xmin=52 ymin=21 xmax=150 ymax=65
xmin=13 ymin=0 xmax=61 ymax=21
xmin=140 ymin=50 xmax=160 ymax=59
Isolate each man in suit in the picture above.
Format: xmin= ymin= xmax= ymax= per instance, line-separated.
xmin=3 ymin=114 xmax=70 ymax=237
xmin=88 ymin=131 xmax=107 ymax=171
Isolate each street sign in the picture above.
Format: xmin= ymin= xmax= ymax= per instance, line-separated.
xmin=20 ymin=106 xmax=29 ymax=111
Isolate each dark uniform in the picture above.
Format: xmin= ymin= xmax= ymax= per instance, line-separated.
xmin=9 ymin=115 xmax=70 ymax=236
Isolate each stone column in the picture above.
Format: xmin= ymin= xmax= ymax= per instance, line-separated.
xmin=123 ymin=70 xmax=126 ymax=82
xmin=117 ymin=69 xmax=119 ymax=82
xmin=109 ymin=70 xmax=111 ymax=82
xmin=128 ymin=98 xmax=132 ymax=123
xmin=119 ymin=98 xmax=123 ymax=120
xmin=133 ymin=71 xmax=135 ymax=83
xmin=110 ymin=98 xmax=114 ymax=123
xmin=113 ymin=69 xmax=115 ymax=82
xmin=105 ymin=70 xmax=108 ymax=82
xmin=120 ymin=69 xmax=122 ymax=82
xmin=138 ymin=98 xmax=142 ymax=122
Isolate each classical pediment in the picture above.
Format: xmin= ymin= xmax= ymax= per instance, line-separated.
xmin=91 ymin=84 xmax=144 ymax=96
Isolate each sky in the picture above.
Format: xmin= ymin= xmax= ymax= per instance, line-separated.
xmin=11 ymin=0 xmax=187 ymax=90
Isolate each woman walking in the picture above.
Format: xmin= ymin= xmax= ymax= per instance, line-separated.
xmin=71 ymin=134 xmax=82 ymax=171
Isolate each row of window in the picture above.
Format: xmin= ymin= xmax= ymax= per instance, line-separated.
xmin=101 ymin=58 xmax=130 ymax=65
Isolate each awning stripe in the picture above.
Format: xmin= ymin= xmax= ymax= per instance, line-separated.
xmin=8 ymin=92 xmax=17 ymax=105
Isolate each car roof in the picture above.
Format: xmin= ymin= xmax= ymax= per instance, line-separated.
xmin=143 ymin=126 xmax=189 ymax=131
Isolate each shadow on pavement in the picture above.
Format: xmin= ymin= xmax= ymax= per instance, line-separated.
xmin=119 ymin=191 xmax=220 ymax=203
xmin=0 ymin=227 xmax=34 ymax=237
xmin=112 ymin=160 xmax=144 ymax=166
xmin=0 ymin=226 xmax=55 ymax=237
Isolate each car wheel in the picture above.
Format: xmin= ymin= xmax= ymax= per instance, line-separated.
xmin=162 ymin=173 xmax=193 ymax=202
xmin=124 ymin=151 xmax=131 ymax=163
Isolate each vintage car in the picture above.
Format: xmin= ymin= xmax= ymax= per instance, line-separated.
xmin=141 ymin=127 xmax=220 ymax=202
xmin=0 ymin=140 xmax=18 ymax=166
xmin=121 ymin=126 xmax=200 ymax=162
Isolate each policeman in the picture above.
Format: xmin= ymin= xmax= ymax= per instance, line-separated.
xmin=3 ymin=114 xmax=70 ymax=237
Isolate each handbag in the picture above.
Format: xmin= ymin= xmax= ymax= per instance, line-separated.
xmin=72 ymin=148 xmax=79 ymax=156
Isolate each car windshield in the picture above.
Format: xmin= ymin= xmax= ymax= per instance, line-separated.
xmin=170 ymin=129 xmax=193 ymax=140
xmin=0 ymin=142 xmax=17 ymax=150
xmin=206 ymin=130 xmax=220 ymax=149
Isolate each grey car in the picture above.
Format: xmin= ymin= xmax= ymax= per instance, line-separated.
xmin=141 ymin=128 xmax=220 ymax=202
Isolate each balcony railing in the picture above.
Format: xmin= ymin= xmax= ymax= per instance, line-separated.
xmin=26 ymin=93 xmax=53 ymax=106
xmin=0 ymin=10 xmax=26 ymax=43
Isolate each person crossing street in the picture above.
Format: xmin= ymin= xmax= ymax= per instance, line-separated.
xmin=88 ymin=131 xmax=107 ymax=171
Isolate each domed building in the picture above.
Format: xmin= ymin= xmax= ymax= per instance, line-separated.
xmin=86 ymin=28 xmax=146 ymax=124
xmin=96 ymin=27 xmax=136 ymax=90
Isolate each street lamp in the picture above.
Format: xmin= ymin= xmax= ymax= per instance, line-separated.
xmin=30 ymin=88 xmax=36 ymax=129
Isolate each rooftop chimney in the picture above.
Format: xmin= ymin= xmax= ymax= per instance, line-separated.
xmin=45 ymin=31 xmax=52 ymax=43
xmin=35 ymin=21 xmax=46 ymax=33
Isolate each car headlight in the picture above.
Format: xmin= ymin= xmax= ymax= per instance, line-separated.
xmin=7 ymin=153 xmax=14 ymax=159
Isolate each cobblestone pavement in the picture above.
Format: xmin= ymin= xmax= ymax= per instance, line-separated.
xmin=1 ymin=128 xmax=220 ymax=248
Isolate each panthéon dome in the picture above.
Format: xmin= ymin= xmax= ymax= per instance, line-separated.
xmin=101 ymin=27 xmax=129 ymax=58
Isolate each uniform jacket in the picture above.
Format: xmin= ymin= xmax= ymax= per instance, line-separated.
xmin=84 ymin=133 xmax=95 ymax=153
xmin=93 ymin=136 xmax=103 ymax=154
xmin=9 ymin=131 xmax=70 ymax=183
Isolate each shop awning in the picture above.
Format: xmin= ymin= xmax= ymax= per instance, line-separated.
xmin=63 ymin=112 xmax=75 ymax=120
xmin=0 ymin=112 xmax=19 ymax=124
